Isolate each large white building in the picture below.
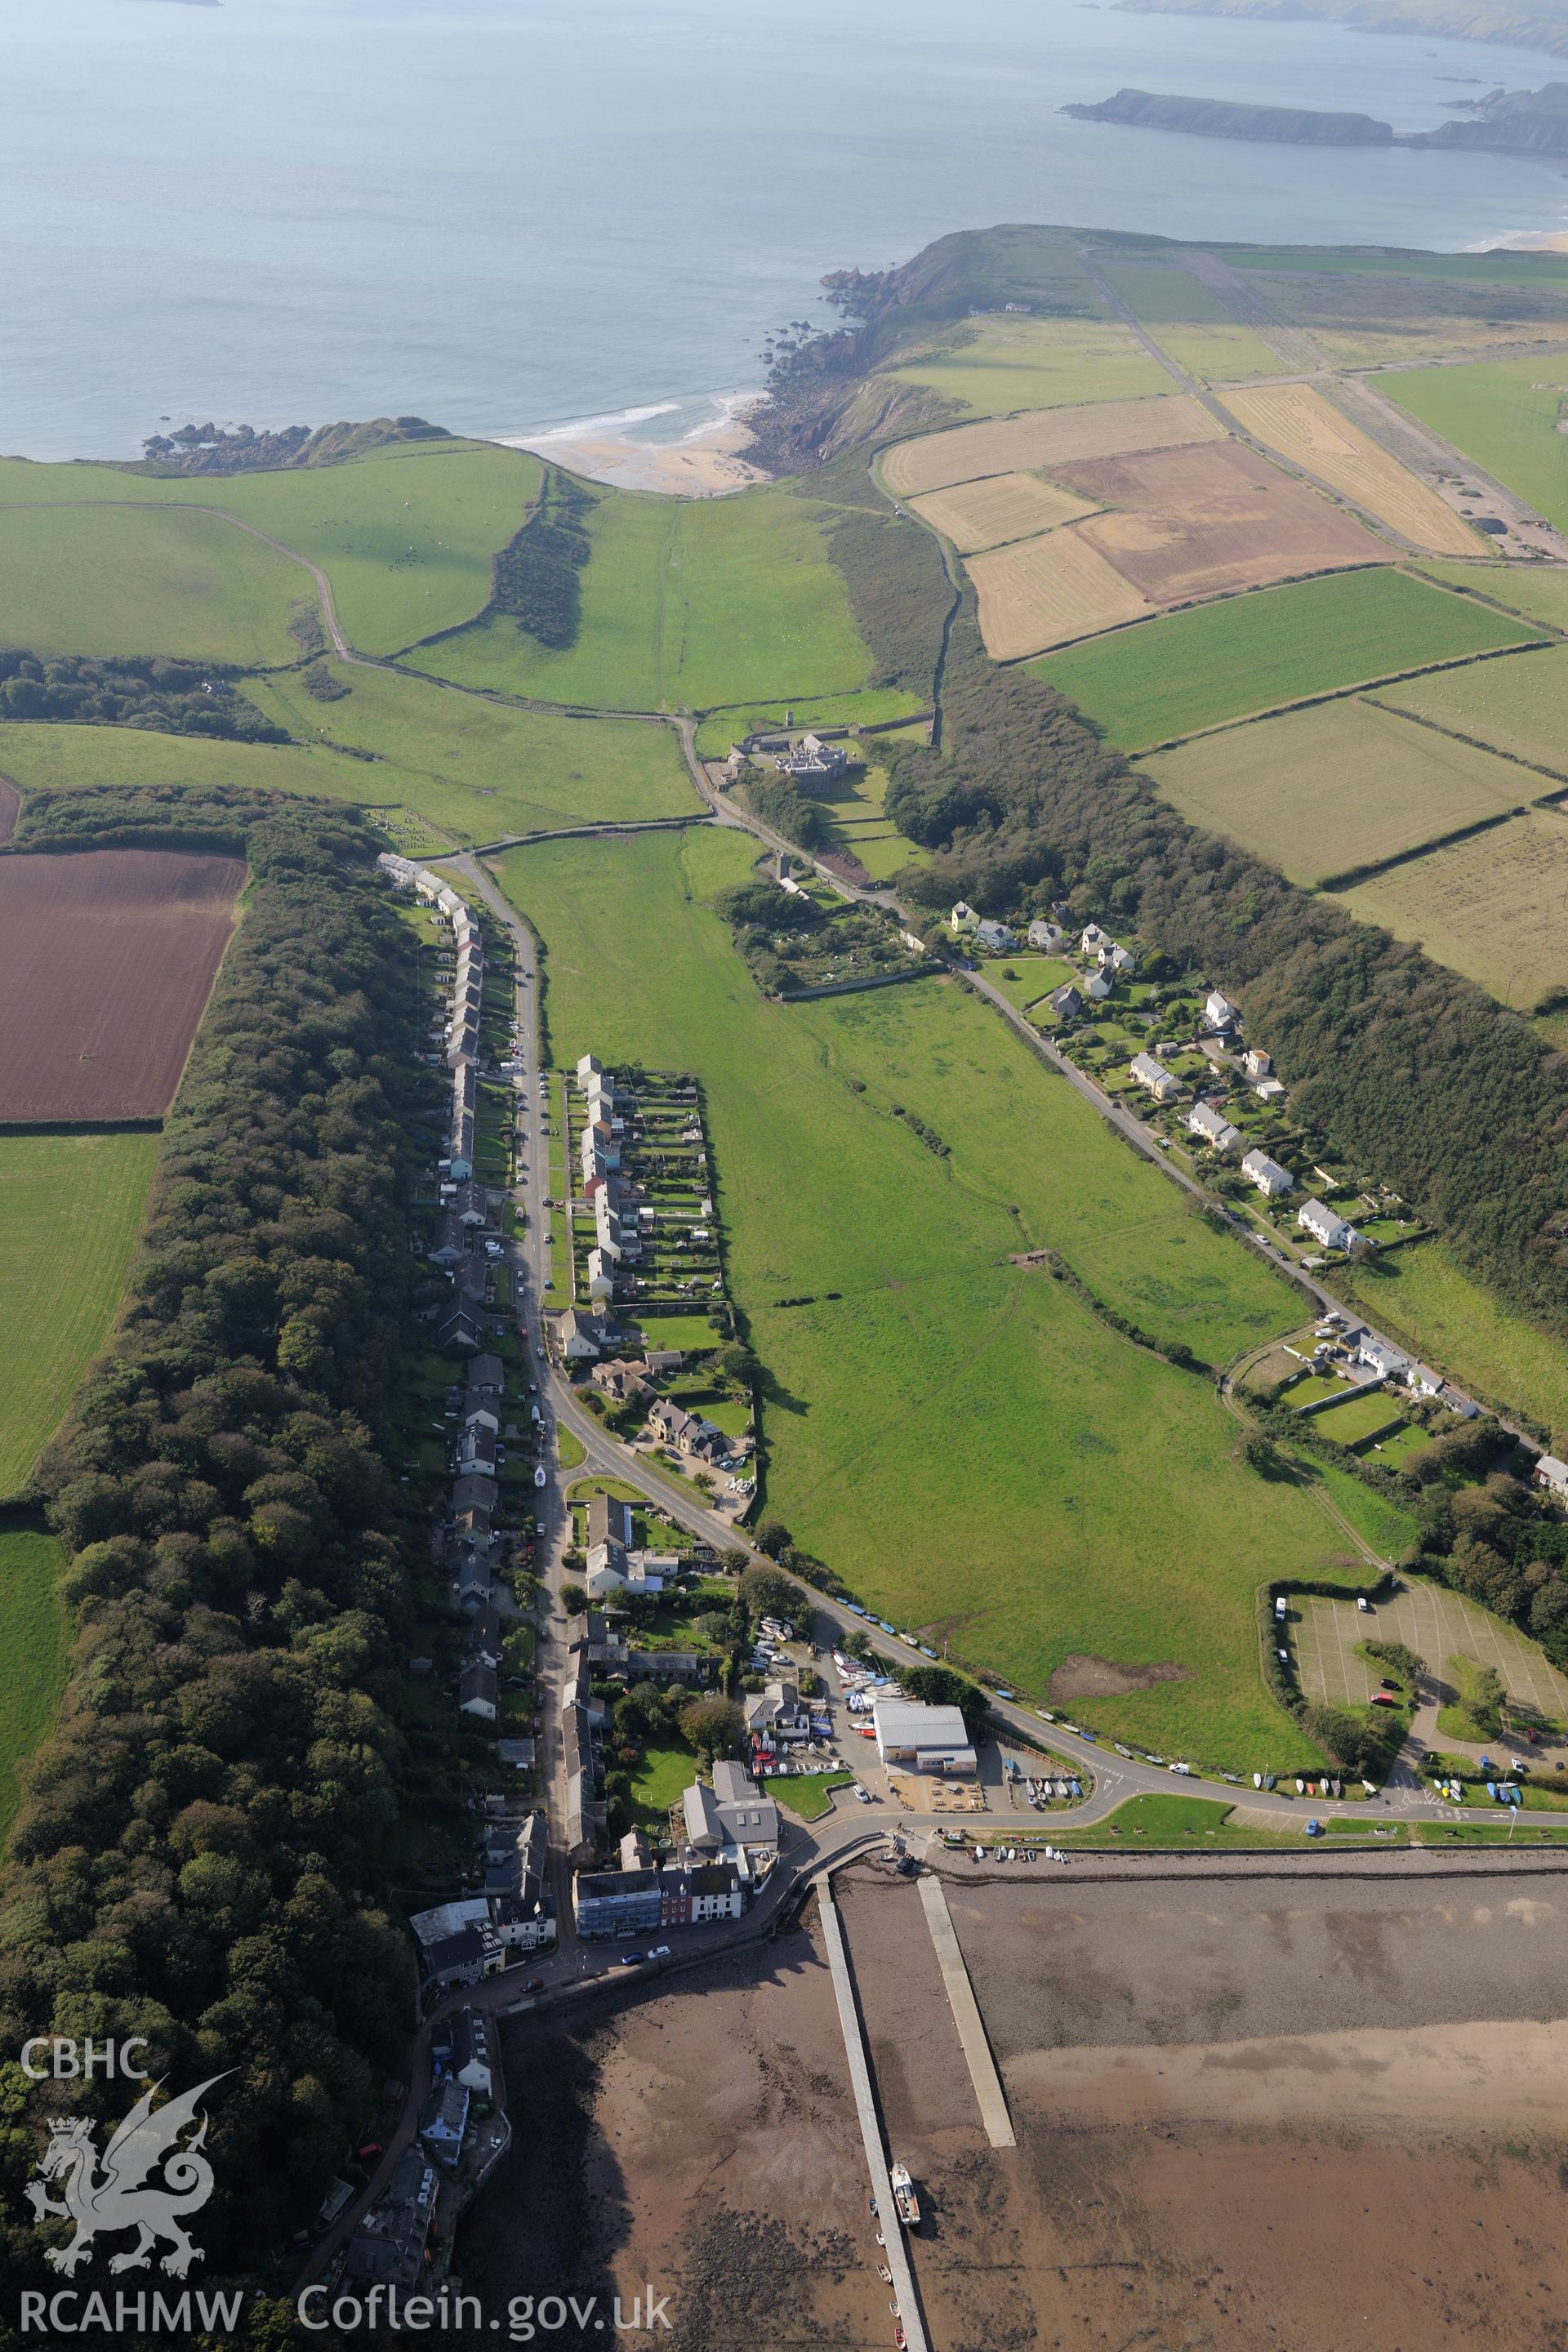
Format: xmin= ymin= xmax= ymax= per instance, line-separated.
xmin=871 ymin=1698 xmax=976 ymax=1776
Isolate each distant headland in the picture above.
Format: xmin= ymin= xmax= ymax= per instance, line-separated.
xmin=1065 ymin=81 xmax=1568 ymax=154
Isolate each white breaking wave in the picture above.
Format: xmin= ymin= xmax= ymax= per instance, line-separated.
xmin=498 ymin=400 xmax=681 ymax=448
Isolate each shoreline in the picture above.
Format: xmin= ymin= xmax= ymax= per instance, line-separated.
xmin=498 ymin=387 xmax=770 ymax=497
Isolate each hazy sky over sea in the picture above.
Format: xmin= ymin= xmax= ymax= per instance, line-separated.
xmin=3 ymin=0 xmax=1566 ymax=457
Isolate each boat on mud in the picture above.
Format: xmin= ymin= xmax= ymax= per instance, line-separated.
xmin=889 ymin=2163 xmax=920 ymax=2226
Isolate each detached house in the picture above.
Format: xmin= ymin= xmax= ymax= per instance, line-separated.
xmin=974 ymin=918 xmax=1013 ymax=954
xmin=1080 ymin=923 xmax=1111 ymax=957
xmin=1129 ymin=1051 xmax=1183 ymax=1104
xmin=1045 ymin=982 xmax=1082 ymax=1024
xmin=1205 ymin=989 xmax=1241 ymax=1032
xmin=1298 ymin=1198 xmax=1361 ymax=1253
xmin=1027 ymin=918 xmax=1064 ymax=953
xmin=1241 ymin=1148 xmax=1294 ymax=1199
xmin=949 ymin=901 xmax=979 ymax=936
xmin=1187 ymin=1100 xmax=1241 ymax=1152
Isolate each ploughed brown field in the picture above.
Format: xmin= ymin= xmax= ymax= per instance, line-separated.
xmin=1061 ymin=439 xmax=1386 ymax=607
xmin=0 ymin=849 xmax=243 ymax=1120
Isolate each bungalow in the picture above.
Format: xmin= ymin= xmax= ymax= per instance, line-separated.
xmin=1129 ymin=1051 xmax=1183 ymax=1104
xmin=973 ymin=918 xmax=1013 ymax=954
xmin=1205 ymin=989 xmax=1241 ymax=1032
xmin=949 ymin=901 xmax=979 ymax=935
xmin=1535 ymin=1454 xmax=1568 ymax=1498
xmin=590 ymin=1356 xmax=649 ymax=1404
xmin=587 ymin=1494 xmax=635 ymax=1550
xmin=468 ymin=1352 xmax=505 ymax=1398
xmin=452 ymin=1472 xmax=499 ymax=1516
xmin=428 ymin=1214 xmax=466 ymax=1270
xmin=1252 ymin=1077 xmax=1287 ymax=1102
xmin=1297 ymin=1198 xmax=1359 ymax=1253
xmin=1027 ymin=918 xmax=1065 ymax=953
xmin=1241 ymin=1148 xmax=1294 ymax=1199
xmin=1045 ymin=982 xmax=1083 ymax=1023
xmin=1187 ymin=1100 xmax=1241 ymax=1152
xmin=455 ymin=1552 xmax=492 ymax=1610
xmin=459 ymin=1663 xmax=498 ymax=1722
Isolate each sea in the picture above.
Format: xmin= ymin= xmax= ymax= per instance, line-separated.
xmin=7 ymin=0 xmax=1568 ymax=462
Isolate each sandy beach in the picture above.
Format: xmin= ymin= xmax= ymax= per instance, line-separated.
xmin=501 ymin=395 xmax=769 ymax=496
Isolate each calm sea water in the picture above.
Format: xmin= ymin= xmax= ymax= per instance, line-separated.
xmin=5 ymin=0 xmax=1568 ymax=460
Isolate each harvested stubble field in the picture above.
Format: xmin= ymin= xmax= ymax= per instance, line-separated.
xmin=906 ymin=470 xmax=1097 ymax=554
xmin=1224 ymin=381 xmax=1483 ymax=555
xmin=0 ymin=849 xmax=243 ymax=1119
xmin=1060 ymin=439 xmax=1387 ymax=607
xmin=1142 ymin=697 xmax=1532 ymax=887
xmin=967 ymin=525 xmax=1148 ymax=658
xmin=1036 ymin=565 xmax=1536 ymax=749
xmin=879 ymin=391 xmax=1223 ymax=498
xmin=1370 ymin=641 xmax=1568 ymax=780
xmin=1342 ymin=808 xmax=1568 ymax=1009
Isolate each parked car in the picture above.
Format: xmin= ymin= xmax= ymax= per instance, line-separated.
xmin=650 ymin=1944 xmax=671 ymax=1959
xmin=522 ymin=1976 xmax=545 ymax=1993
xmin=618 ymin=1953 xmax=644 ymax=1967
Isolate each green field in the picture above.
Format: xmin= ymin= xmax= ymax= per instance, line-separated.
xmin=0 ymin=440 xmax=541 ymax=657
xmin=1370 ymin=642 xmax=1568 ymax=778
xmin=1382 ymin=359 xmax=1568 ymax=536
xmin=415 ymin=482 xmax=872 ymax=711
xmin=1143 ymin=697 xmax=1531 ymax=886
xmin=1103 ymin=262 xmax=1280 ymax=381
xmin=813 ymin=760 xmax=931 ymax=883
xmin=0 ymin=503 xmax=308 ymax=666
xmin=1307 ymin=1389 xmax=1405 ymax=1446
xmin=1336 ymin=1241 xmax=1568 ymax=1441
xmin=1342 ymin=811 xmax=1568 ymax=1009
xmin=493 ymin=826 xmax=1373 ymax=1769
xmin=1038 ymin=569 xmax=1537 ymax=750
xmin=881 ymin=314 xmax=1171 ymax=416
xmin=1414 ymin=560 xmax=1568 ymax=634
xmin=0 ymin=721 xmax=408 ymax=815
xmin=0 ymin=1131 xmax=157 ymax=1496
xmin=692 ymin=689 xmax=927 ymax=758
xmin=0 ymin=1523 xmax=69 ymax=1841
xmin=243 ymin=661 xmax=695 ymax=837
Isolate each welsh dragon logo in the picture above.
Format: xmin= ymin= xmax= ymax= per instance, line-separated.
xmin=25 ymin=2074 xmax=229 ymax=2278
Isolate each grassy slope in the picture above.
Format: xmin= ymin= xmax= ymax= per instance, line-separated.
xmin=1381 ymin=359 xmax=1568 ymax=534
xmin=0 ymin=1525 xmax=68 ymax=1842
xmin=243 ymin=661 xmax=694 ymax=838
xmin=0 ymin=1131 xmax=158 ymax=1494
xmin=1336 ymin=1241 xmax=1568 ymax=1441
xmin=881 ymin=315 xmax=1172 ymax=416
xmin=0 ymin=504 xmax=306 ymax=666
xmin=0 ymin=442 xmax=541 ymax=657
xmin=0 ymin=721 xmax=424 ymax=814
xmin=1037 ymin=569 xmax=1536 ymax=751
xmin=494 ymin=827 xmax=1359 ymax=1768
xmin=415 ymin=482 xmax=873 ymax=710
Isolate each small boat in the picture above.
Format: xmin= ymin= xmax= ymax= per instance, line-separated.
xmin=890 ymin=2163 xmax=920 ymax=2227
xmin=895 ymin=2329 xmax=906 ymax=2350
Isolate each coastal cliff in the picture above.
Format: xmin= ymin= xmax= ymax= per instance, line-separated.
xmin=1063 ymin=88 xmax=1395 ymax=142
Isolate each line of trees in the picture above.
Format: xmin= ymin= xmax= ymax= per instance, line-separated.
xmin=0 ymin=783 xmax=430 ymax=2289
xmin=855 ymin=595 xmax=1568 ymax=1348
xmin=0 ymin=649 xmax=287 ymax=743
xmin=488 ymin=469 xmax=596 ymax=650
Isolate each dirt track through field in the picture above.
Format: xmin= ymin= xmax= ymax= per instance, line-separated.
xmin=0 ymin=848 xmax=243 ymax=1120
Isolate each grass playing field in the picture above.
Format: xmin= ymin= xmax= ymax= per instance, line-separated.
xmin=1342 ymin=809 xmax=1568 ymax=1009
xmin=0 ymin=441 xmax=541 ymax=657
xmin=1336 ymin=1241 xmax=1568 ymax=1442
xmin=1143 ymin=696 xmax=1531 ymax=885
xmin=1381 ymin=359 xmax=1568 ymax=537
xmin=880 ymin=314 xmax=1171 ymax=416
xmin=242 ymin=660 xmax=695 ymax=837
xmin=1036 ymin=568 xmax=1535 ymax=749
xmin=0 ymin=1130 xmax=157 ymax=1497
xmin=415 ymin=480 xmax=872 ymax=711
xmin=0 ymin=1522 xmax=68 ymax=1842
xmin=1370 ymin=644 xmax=1568 ymax=779
xmin=492 ymin=826 xmax=1366 ymax=1769
xmin=0 ymin=503 xmax=307 ymax=666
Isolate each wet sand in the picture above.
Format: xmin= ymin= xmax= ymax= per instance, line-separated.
xmin=500 ymin=421 xmax=767 ymax=497
xmin=457 ymin=1863 xmax=1568 ymax=2350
